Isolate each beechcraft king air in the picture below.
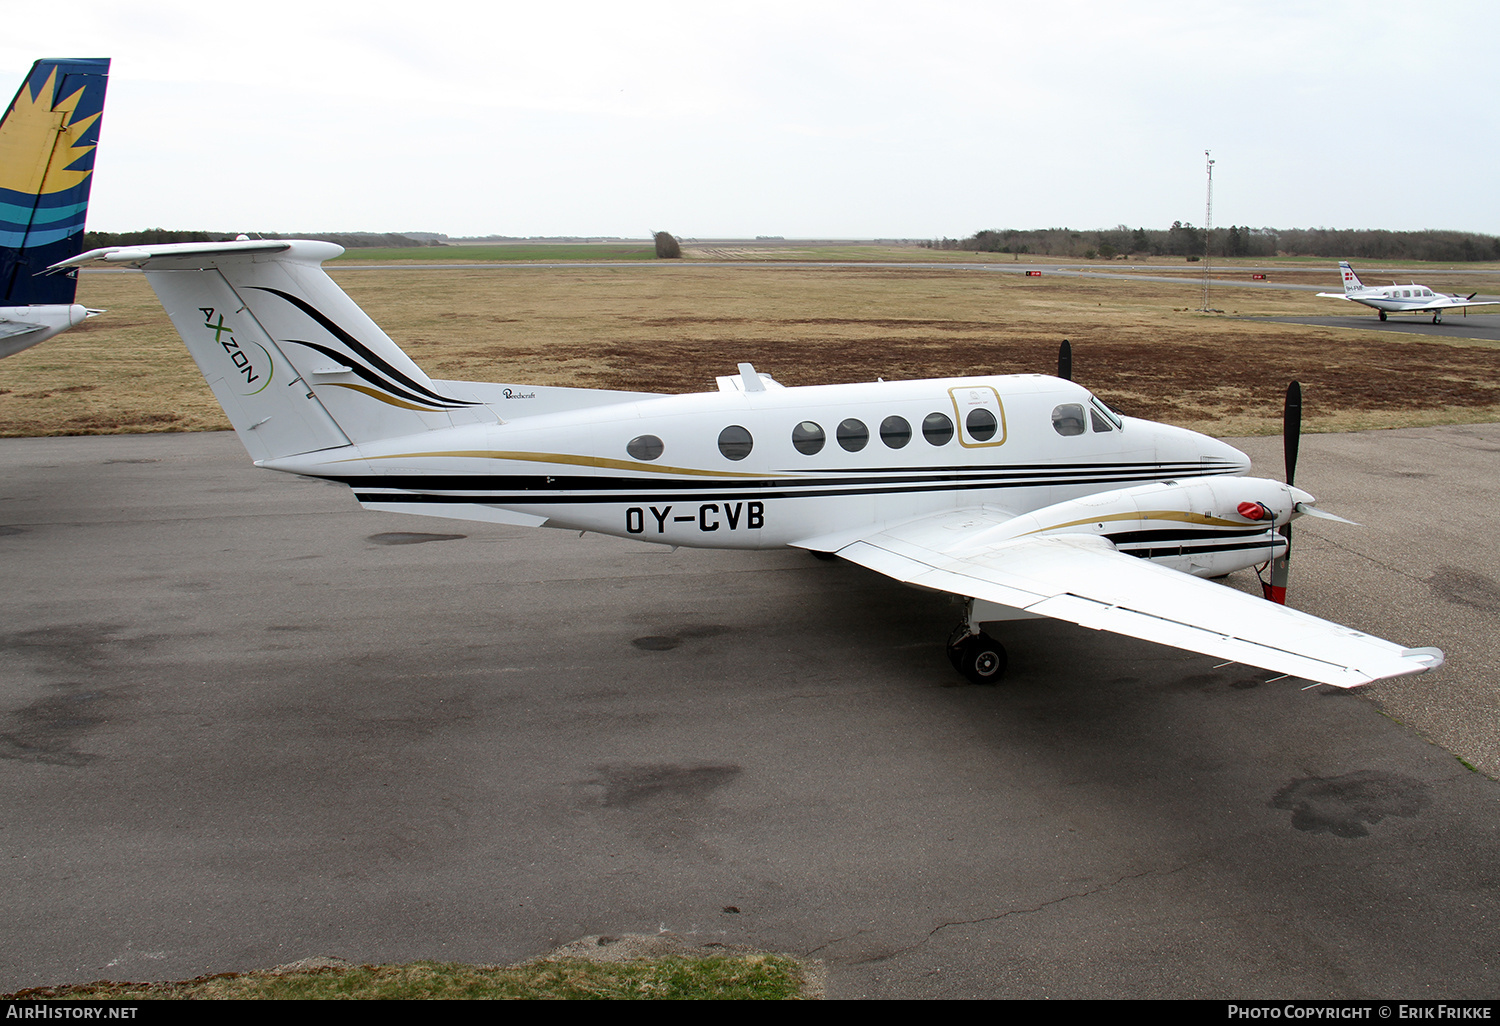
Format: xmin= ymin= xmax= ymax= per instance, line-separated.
xmin=52 ymin=239 xmax=1444 ymax=689
xmin=0 ymin=58 xmax=109 ymax=358
xmin=1317 ymin=260 xmax=1499 ymax=324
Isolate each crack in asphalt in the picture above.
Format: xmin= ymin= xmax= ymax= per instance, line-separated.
xmin=804 ymin=865 xmax=1182 ymax=964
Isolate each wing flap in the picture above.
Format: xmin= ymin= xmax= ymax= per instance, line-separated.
xmin=835 ymin=514 xmax=1441 ymax=688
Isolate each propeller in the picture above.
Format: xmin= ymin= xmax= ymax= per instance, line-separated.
xmin=1283 ymin=380 xmax=1301 ymax=487
xmin=1263 ymin=381 xmax=1301 ymax=604
xmin=1058 ymin=338 xmax=1072 ymax=381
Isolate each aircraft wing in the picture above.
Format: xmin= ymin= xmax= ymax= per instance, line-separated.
xmin=1430 ymin=295 xmax=1500 ymax=310
xmin=811 ymin=508 xmax=1442 ymax=688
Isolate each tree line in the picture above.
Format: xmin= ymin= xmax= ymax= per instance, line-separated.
xmin=81 ymin=230 xmax=436 ymax=249
xmin=921 ymin=225 xmax=1500 ymax=262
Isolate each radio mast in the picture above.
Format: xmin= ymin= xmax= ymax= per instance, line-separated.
xmin=1201 ymin=150 xmax=1215 ymax=312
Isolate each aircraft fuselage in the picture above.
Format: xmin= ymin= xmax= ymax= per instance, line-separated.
xmin=264 ymin=373 xmax=1278 ymax=575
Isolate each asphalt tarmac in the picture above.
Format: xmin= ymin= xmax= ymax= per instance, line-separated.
xmin=1251 ymin=312 xmax=1500 ymax=342
xmin=3 ymin=429 xmax=1497 ymax=999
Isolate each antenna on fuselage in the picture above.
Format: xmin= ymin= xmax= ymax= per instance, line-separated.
xmin=1058 ymin=339 xmax=1072 ymax=381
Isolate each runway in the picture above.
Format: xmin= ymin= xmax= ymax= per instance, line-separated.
xmin=1251 ymin=312 xmax=1500 ymax=342
xmin=2 ymin=429 xmax=1498 ymax=998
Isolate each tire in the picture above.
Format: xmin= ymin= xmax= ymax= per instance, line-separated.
xmin=951 ymin=632 xmax=1007 ymax=685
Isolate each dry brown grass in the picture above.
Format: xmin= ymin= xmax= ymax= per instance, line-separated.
xmin=3 ymin=264 xmax=1499 ymax=438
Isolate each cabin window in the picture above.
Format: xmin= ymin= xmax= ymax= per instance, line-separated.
xmin=966 ymin=408 xmax=998 ymax=442
xmin=792 ymin=421 xmax=826 ymax=455
xmin=1052 ymin=403 xmax=1086 ymax=436
xmin=922 ymin=412 xmax=954 ymax=446
xmin=880 ymin=416 xmax=912 ymax=449
xmin=718 ymin=425 xmax=754 ymax=461
xmin=1090 ymin=409 xmax=1113 ymax=432
xmin=626 ymin=434 xmax=664 ymax=461
xmin=837 ymin=418 xmax=869 ymax=452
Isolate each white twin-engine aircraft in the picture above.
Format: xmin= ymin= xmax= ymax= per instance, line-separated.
xmin=1317 ymin=260 xmax=1499 ymax=323
xmin=55 ymin=239 xmax=1444 ymax=689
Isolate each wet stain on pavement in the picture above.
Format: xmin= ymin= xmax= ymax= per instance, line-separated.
xmin=590 ymin=763 xmax=742 ymax=809
xmin=1428 ymin=566 xmax=1500 ymax=611
xmin=1271 ymin=770 xmax=1429 ymax=838
xmin=0 ymin=684 xmax=111 ymax=766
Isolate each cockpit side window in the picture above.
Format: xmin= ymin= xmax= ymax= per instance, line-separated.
xmin=1052 ymin=403 xmax=1086 ymax=437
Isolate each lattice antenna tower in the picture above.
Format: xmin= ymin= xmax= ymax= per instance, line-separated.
xmin=1201 ymin=150 xmax=1215 ymax=311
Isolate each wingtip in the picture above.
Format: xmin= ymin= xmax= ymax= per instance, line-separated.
xmin=1401 ymin=646 xmax=1445 ymax=673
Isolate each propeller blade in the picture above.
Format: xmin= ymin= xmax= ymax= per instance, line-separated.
xmin=1264 ymin=381 xmax=1302 ymax=605
xmin=1294 ymin=502 xmax=1359 ymax=526
xmin=1283 ymin=381 xmax=1302 ymax=488
xmin=1058 ymin=339 xmax=1072 ymax=381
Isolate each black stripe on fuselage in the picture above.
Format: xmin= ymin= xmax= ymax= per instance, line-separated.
xmin=344 ymin=463 xmax=1234 ymax=506
xmin=328 ymin=459 xmax=1226 ymax=494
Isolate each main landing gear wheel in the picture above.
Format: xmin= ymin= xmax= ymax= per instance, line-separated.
xmin=1378 ymin=310 xmax=1387 ymax=321
xmin=1433 ymin=313 xmax=1442 ymax=324
xmin=946 ymin=627 xmax=1008 ymax=685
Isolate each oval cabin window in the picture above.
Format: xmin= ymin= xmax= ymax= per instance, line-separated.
xmin=792 ymin=421 xmax=826 ymax=455
xmin=626 ymin=434 xmax=664 ymax=461
xmin=718 ymin=425 xmax=754 ymax=461
xmin=966 ymin=408 xmax=997 ymax=442
xmin=922 ymin=412 xmax=954 ymax=446
xmin=837 ymin=419 xmax=869 ymax=452
xmin=880 ymin=416 xmax=912 ymax=449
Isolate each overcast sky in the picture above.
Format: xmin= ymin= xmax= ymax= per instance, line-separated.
xmin=7 ymin=1 xmax=1498 ymax=239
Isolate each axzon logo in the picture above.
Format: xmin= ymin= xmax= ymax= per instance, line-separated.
xmin=198 ymin=307 xmax=272 ymax=395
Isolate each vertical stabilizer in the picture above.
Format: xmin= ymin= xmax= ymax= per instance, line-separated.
xmin=51 ymin=239 xmax=496 ymax=462
xmin=1338 ymin=261 xmax=1363 ymax=294
xmin=0 ymin=58 xmax=109 ymax=305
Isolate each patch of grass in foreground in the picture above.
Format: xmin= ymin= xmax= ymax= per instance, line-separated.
xmin=6 ymin=954 xmax=811 ymax=1000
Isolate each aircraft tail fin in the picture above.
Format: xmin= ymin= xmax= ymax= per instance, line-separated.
xmin=1338 ymin=261 xmax=1363 ymax=294
xmin=0 ymin=58 xmax=109 ymax=305
xmin=50 ymin=239 xmax=501 ymax=463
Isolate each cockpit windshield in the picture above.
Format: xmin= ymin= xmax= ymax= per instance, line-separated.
xmin=1089 ymin=395 xmax=1123 ymax=430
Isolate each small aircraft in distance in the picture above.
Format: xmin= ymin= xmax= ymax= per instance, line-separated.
xmin=0 ymin=58 xmax=110 ymax=358
xmin=1317 ymin=260 xmax=1499 ymax=324
xmin=53 ymin=239 xmax=1443 ymax=690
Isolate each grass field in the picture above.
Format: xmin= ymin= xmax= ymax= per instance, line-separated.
xmin=6 ymin=953 xmax=812 ymax=1000
xmin=335 ymin=242 xmax=660 ymax=262
xmin=3 ymin=260 xmax=1499 ymax=439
